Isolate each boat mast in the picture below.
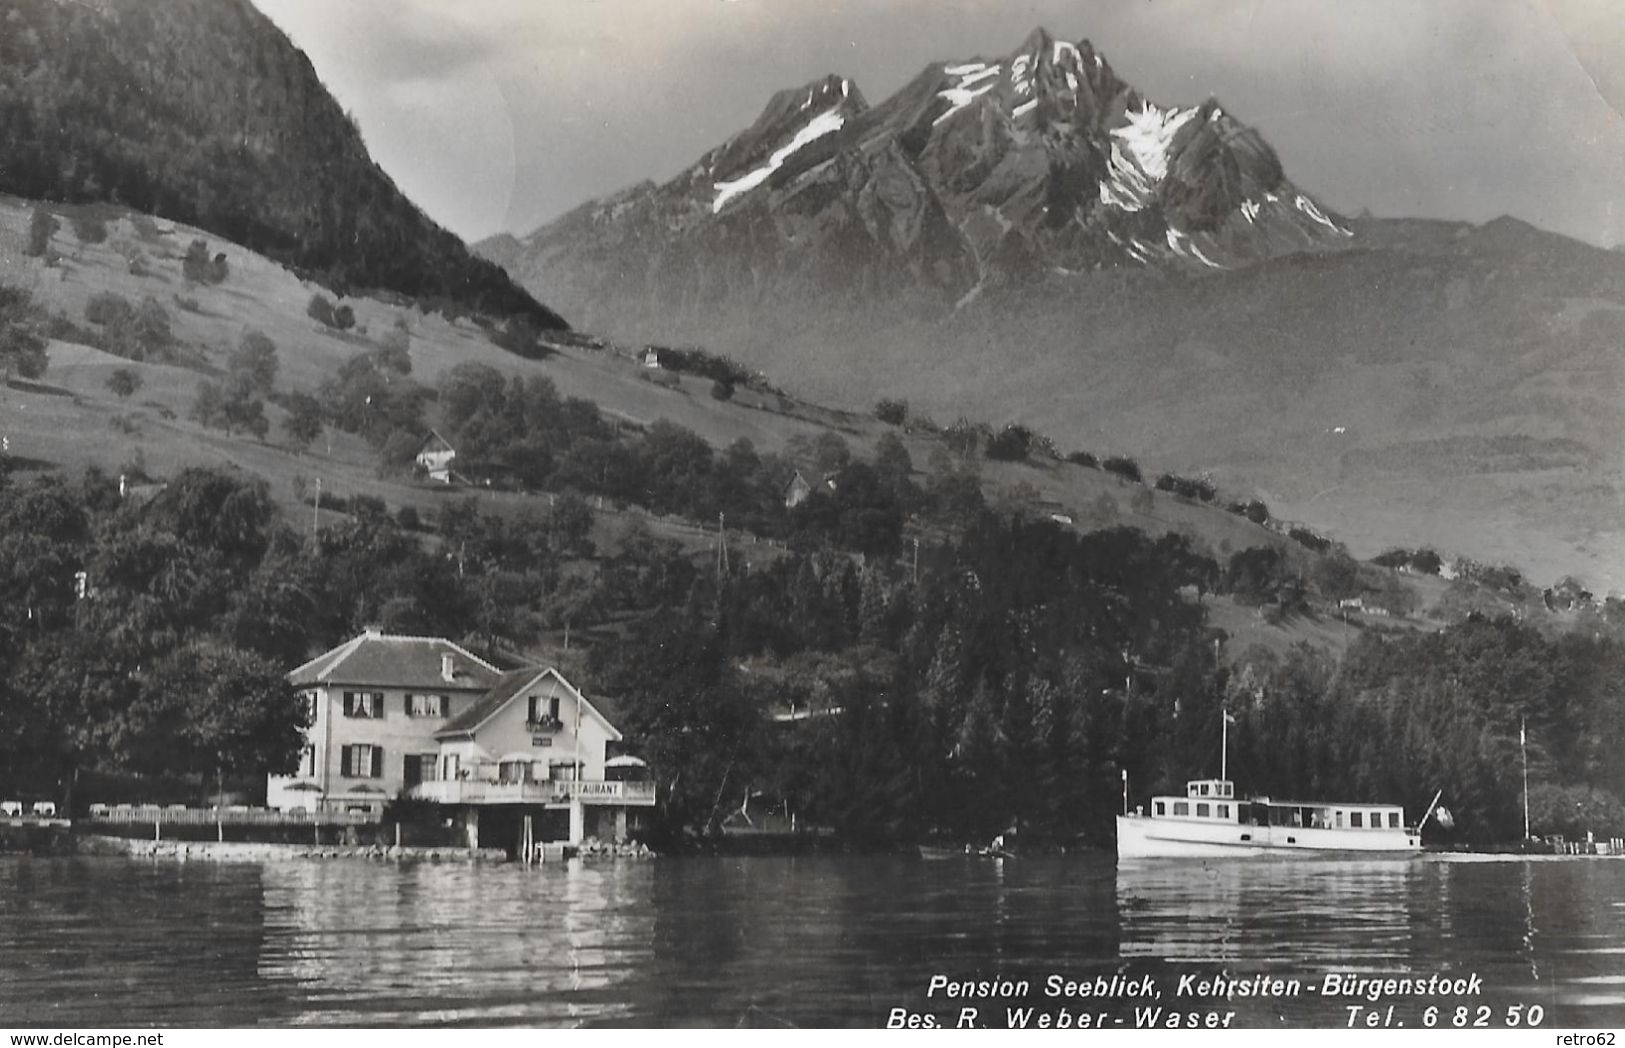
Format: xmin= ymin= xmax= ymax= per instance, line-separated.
xmin=1521 ymin=717 xmax=1529 ymax=842
xmin=1220 ymin=708 xmax=1234 ymax=781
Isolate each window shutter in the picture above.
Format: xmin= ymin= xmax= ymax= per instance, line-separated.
xmin=405 ymin=693 xmax=414 ymax=715
xmin=340 ymin=746 xmax=352 ymax=777
xmin=528 ymin=696 xmax=538 ymax=722
xmin=550 ymin=697 xmax=561 ymax=721
xmin=343 ymin=692 xmax=355 ymax=717
xmin=371 ymin=747 xmax=383 ymax=778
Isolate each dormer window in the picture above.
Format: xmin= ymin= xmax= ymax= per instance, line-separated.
xmin=441 ymin=653 xmax=455 ymax=682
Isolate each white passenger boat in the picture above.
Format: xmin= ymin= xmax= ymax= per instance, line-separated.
xmin=1115 ymin=715 xmax=1425 ymax=857
xmin=1116 ymin=777 xmax=1422 ymax=857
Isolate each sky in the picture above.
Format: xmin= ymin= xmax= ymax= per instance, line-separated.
xmin=251 ymin=0 xmax=1625 ymax=248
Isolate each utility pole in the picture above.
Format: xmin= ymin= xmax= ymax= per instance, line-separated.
xmin=312 ymin=477 xmax=321 ymax=535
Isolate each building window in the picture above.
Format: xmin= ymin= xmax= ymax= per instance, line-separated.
xmin=298 ymin=744 xmax=316 ymax=777
xmin=528 ymin=694 xmax=562 ymax=729
xmin=1350 ymin=811 xmax=1364 ymax=828
xmin=498 ymin=760 xmax=534 ymax=785
xmin=406 ymin=693 xmax=447 ymax=718
xmin=1196 ymin=803 xmax=1211 ymax=818
xmin=442 ymin=753 xmax=460 ymax=781
xmin=403 ymin=753 xmax=439 ymax=787
xmin=302 ymin=692 xmax=318 ymax=723
xmin=1172 ymin=802 xmax=1189 ymax=816
xmin=341 ymin=744 xmax=382 ymax=778
xmin=343 ymin=691 xmax=384 ymax=718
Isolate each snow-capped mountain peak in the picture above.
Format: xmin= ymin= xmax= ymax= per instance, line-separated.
xmin=509 ymin=27 xmax=1355 ymax=319
xmin=707 ymin=74 xmax=867 ymax=213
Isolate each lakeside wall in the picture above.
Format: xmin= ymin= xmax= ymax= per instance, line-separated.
xmin=77 ymin=835 xmax=508 ymax=863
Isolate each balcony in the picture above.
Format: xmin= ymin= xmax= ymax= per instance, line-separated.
xmin=526 ymin=715 xmax=563 ymax=733
xmin=408 ymin=777 xmax=655 ymax=807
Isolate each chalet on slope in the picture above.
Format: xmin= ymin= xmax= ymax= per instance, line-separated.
xmin=415 ymin=429 xmax=456 ymax=483
xmin=783 ymin=469 xmax=813 ymax=509
xmin=268 ymin=629 xmax=654 ymax=847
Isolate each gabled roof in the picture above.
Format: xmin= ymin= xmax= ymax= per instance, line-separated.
xmin=436 ymin=666 xmax=624 ymax=742
xmin=289 ymin=630 xmax=501 ymax=690
xmin=417 ymin=428 xmax=455 ymax=454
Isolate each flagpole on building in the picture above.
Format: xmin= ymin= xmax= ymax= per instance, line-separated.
xmin=1521 ymin=717 xmax=1530 ymax=842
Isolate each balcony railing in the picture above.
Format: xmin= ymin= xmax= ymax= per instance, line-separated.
xmin=409 ymin=778 xmax=655 ymax=806
xmin=525 ymin=716 xmax=563 ymax=733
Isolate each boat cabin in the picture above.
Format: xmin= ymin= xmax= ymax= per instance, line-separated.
xmin=1149 ymin=779 xmax=1407 ymax=832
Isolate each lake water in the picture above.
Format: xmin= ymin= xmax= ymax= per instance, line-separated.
xmin=2 ymin=852 xmax=1623 ymax=1028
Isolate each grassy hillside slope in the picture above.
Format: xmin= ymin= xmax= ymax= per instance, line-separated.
xmin=3 ymin=195 xmax=1554 ymax=663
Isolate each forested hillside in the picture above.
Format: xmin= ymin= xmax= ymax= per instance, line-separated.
xmin=0 ymin=0 xmax=565 ymax=326
xmin=3 ymin=455 xmax=1621 ymax=846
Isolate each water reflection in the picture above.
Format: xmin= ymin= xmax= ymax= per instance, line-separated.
xmin=257 ymin=859 xmax=654 ymax=1025
xmin=2 ymin=853 xmax=1623 ymax=1026
xmin=1116 ymin=857 xmax=1421 ymax=966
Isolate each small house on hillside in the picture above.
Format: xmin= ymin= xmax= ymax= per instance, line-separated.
xmin=416 ymin=430 xmax=456 ymax=483
xmin=784 ymin=470 xmax=813 ymax=509
xmin=641 ymin=347 xmax=662 ymax=369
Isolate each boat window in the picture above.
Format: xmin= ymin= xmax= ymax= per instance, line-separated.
xmin=1335 ymin=810 xmax=1344 ymax=828
xmin=1196 ymin=803 xmax=1210 ymax=817
xmin=1388 ymin=812 xmax=1401 ymax=829
xmin=1154 ymin=801 xmax=1166 ymax=816
xmin=1217 ymin=804 xmax=1230 ymax=819
xmin=1350 ymin=811 xmax=1363 ymax=828
xmin=1173 ymin=802 xmax=1189 ymax=816
xmin=1199 ymin=783 xmax=1210 ymax=797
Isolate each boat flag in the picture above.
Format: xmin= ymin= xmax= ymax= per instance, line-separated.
xmin=1223 ymin=710 xmax=1236 ymax=724
xmin=1520 ymin=721 xmax=1526 ymax=746
xmin=1435 ymin=805 xmax=1455 ymax=829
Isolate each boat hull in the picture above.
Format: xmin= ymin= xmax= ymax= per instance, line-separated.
xmin=1116 ymin=814 xmax=1421 ymax=858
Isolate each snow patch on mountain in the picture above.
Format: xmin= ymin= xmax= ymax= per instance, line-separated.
xmin=1116 ymin=101 xmax=1196 ymax=182
xmin=935 ymin=63 xmax=1002 ymax=126
xmin=1295 ymin=193 xmax=1352 ymax=236
xmin=1167 ymin=227 xmax=1224 ymax=269
xmin=1096 ymin=101 xmax=1197 ymax=214
xmin=713 ymin=107 xmax=847 ymax=213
